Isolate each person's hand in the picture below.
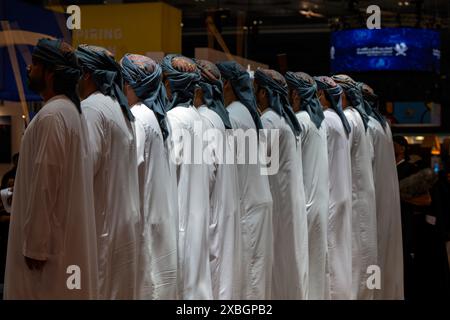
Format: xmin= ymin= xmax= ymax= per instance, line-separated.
xmin=24 ymin=256 xmax=47 ymax=271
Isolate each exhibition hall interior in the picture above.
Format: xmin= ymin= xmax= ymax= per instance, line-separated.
xmin=0 ymin=0 xmax=449 ymax=301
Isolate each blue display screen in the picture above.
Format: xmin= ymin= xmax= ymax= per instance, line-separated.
xmin=330 ymin=28 xmax=441 ymax=73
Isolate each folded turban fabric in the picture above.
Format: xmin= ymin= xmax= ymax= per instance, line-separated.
xmin=120 ymin=53 xmax=169 ymax=139
xmin=32 ymin=38 xmax=82 ymax=112
xmin=160 ymin=54 xmax=201 ymax=110
xmin=285 ymin=71 xmax=325 ymax=129
xmin=314 ymin=76 xmax=351 ymax=135
xmin=216 ymin=61 xmax=263 ymax=130
xmin=254 ymin=68 xmax=302 ymax=136
xmin=195 ymin=59 xmax=232 ymax=129
xmin=358 ymin=82 xmax=387 ymax=128
xmin=332 ymin=74 xmax=369 ymax=131
xmin=75 ymin=44 xmax=134 ymax=121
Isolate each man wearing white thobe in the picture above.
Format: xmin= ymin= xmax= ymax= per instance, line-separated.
xmin=286 ymin=71 xmax=330 ymax=300
xmin=77 ymin=45 xmax=140 ymax=299
xmin=255 ymin=68 xmax=309 ymax=300
xmin=4 ymin=39 xmax=98 ymax=299
xmin=120 ymin=54 xmax=178 ymax=299
xmin=360 ymin=82 xmax=404 ymax=300
xmin=333 ymin=74 xmax=377 ymax=300
xmin=196 ymin=59 xmax=241 ymax=300
xmin=217 ymin=61 xmax=273 ymax=300
xmin=315 ymin=76 xmax=353 ymax=300
xmin=162 ymin=54 xmax=213 ymax=300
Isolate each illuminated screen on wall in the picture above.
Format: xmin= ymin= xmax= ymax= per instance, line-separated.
xmin=330 ymin=28 xmax=441 ymax=73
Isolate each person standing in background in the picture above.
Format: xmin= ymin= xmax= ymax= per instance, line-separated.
xmin=0 ymin=153 xmax=18 ymax=298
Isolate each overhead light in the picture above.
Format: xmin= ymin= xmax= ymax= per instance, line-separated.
xmin=431 ymin=147 xmax=440 ymax=155
xmin=299 ymin=9 xmax=324 ymax=18
xmin=415 ymin=136 xmax=425 ymax=141
xmin=398 ymin=1 xmax=403 ymax=6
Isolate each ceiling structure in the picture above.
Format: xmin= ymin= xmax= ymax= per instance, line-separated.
xmin=38 ymin=0 xmax=450 ymax=30
xmin=161 ymin=0 xmax=450 ymax=31
xmin=9 ymin=0 xmax=450 ymax=132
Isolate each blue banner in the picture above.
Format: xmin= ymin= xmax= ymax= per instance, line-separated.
xmin=0 ymin=0 xmax=71 ymax=101
xmin=330 ymin=28 xmax=440 ymax=73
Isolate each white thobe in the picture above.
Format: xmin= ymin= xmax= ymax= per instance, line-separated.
xmin=296 ymin=111 xmax=330 ymax=300
xmin=227 ymin=101 xmax=273 ymax=300
xmin=132 ymin=103 xmax=178 ymax=299
xmin=367 ymin=117 xmax=404 ymax=300
xmin=167 ymin=105 xmax=212 ymax=300
xmin=261 ymin=109 xmax=309 ymax=300
xmin=4 ymin=95 xmax=98 ymax=299
xmin=323 ymin=109 xmax=353 ymax=300
xmin=344 ymin=107 xmax=377 ymax=300
xmin=82 ymin=92 xmax=140 ymax=299
xmin=199 ymin=106 xmax=241 ymax=300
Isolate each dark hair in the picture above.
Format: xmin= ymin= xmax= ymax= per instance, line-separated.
xmin=35 ymin=57 xmax=79 ymax=97
xmin=393 ymin=135 xmax=409 ymax=161
xmin=53 ymin=73 xmax=78 ymax=96
xmin=320 ymin=89 xmax=332 ymax=105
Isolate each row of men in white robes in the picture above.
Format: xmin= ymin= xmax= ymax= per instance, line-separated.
xmin=4 ymin=39 xmax=403 ymax=300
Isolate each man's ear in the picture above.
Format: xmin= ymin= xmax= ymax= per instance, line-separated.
xmin=260 ymin=87 xmax=267 ymax=98
xmin=223 ymin=79 xmax=231 ymax=90
xmin=193 ymin=86 xmax=204 ymax=107
xmin=296 ymin=91 xmax=301 ymax=104
xmin=123 ymin=82 xmax=129 ymax=95
xmin=164 ymin=78 xmax=171 ymax=90
xmin=289 ymin=89 xmax=294 ymax=102
xmin=80 ymin=71 xmax=90 ymax=81
xmin=291 ymin=90 xmax=299 ymax=104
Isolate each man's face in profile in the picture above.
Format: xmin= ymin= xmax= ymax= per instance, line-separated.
xmin=27 ymin=58 xmax=47 ymax=94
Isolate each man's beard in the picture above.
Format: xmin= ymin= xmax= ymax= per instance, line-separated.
xmin=27 ymin=73 xmax=46 ymax=94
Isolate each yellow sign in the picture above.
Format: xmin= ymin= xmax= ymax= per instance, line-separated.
xmin=66 ymin=2 xmax=181 ymax=60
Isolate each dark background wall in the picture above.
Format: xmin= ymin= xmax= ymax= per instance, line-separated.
xmin=182 ymin=27 xmax=449 ymax=134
